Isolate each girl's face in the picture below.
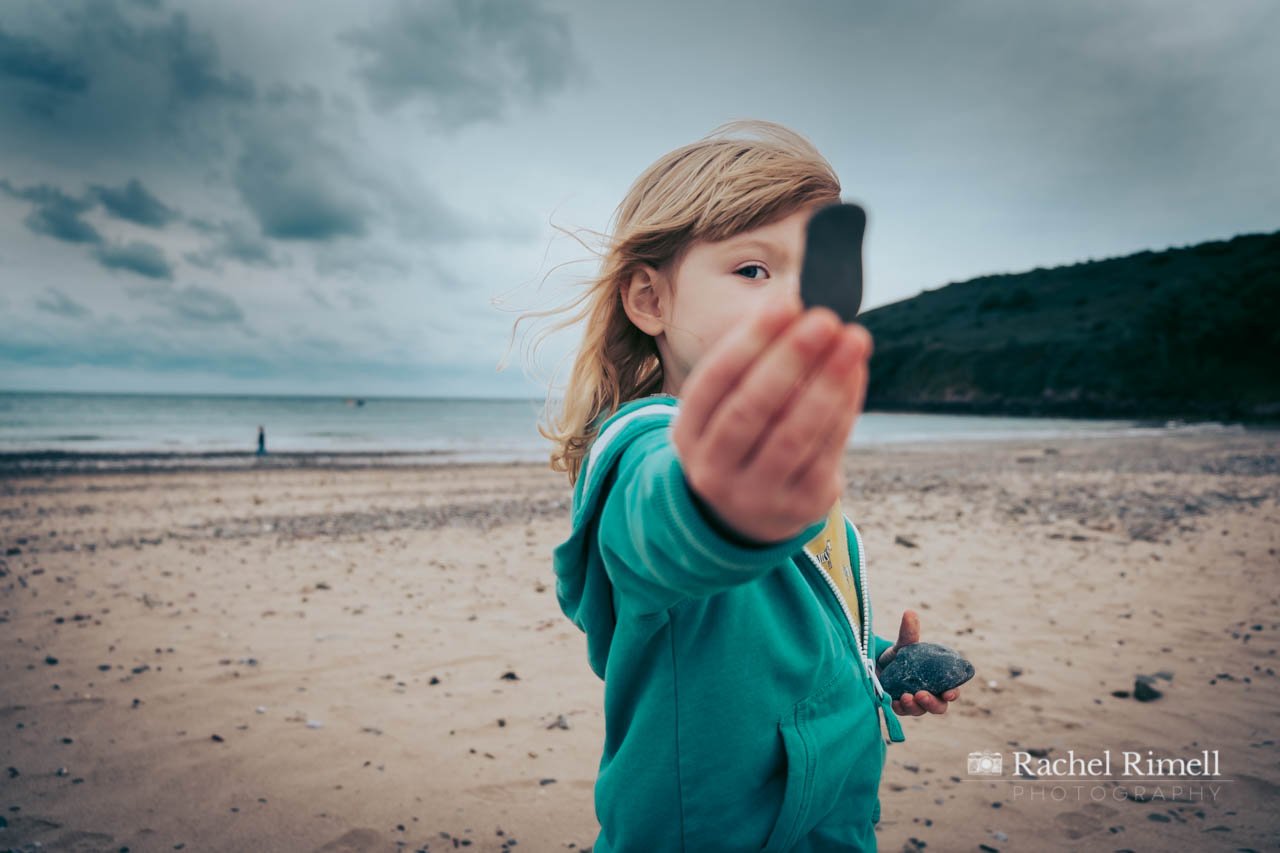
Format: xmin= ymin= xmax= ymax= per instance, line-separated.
xmin=624 ymin=199 xmax=832 ymax=397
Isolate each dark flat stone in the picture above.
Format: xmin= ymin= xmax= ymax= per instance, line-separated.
xmin=879 ymin=642 xmax=975 ymax=697
xmin=800 ymin=202 xmax=865 ymax=322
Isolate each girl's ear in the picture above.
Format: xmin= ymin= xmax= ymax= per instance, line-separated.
xmin=621 ymin=264 xmax=666 ymax=337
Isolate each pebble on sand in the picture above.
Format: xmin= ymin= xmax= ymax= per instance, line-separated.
xmin=1133 ymin=677 xmax=1163 ymax=702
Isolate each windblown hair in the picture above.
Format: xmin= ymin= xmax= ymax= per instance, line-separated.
xmin=509 ymin=119 xmax=842 ymax=486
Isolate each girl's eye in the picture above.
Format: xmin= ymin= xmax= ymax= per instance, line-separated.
xmin=735 ymin=264 xmax=768 ymax=280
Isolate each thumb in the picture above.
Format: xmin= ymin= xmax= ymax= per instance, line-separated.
xmin=896 ymin=609 xmax=920 ymax=648
xmin=877 ymin=609 xmax=922 ymax=669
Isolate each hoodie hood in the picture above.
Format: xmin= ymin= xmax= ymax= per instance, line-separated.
xmin=551 ymin=394 xmax=680 ymax=679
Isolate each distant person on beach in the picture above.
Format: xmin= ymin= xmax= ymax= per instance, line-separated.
xmin=256 ymin=425 xmax=266 ymax=455
xmin=537 ymin=121 xmax=960 ymax=852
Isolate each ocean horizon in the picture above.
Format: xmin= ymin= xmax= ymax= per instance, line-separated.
xmin=0 ymin=390 xmax=1252 ymax=473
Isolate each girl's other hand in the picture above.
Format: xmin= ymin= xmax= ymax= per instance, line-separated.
xmin=671 ymin=293 xmax=873 ymax=544
xmin=878 ymin=610 xmax=959 ymax=716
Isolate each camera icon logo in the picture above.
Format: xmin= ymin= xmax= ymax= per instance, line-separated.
xmin=968 ymin=751 xmax=1003 ymax=775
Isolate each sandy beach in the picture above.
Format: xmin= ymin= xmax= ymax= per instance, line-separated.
xmin=2 ymin=428 xmax=1278 ymax=852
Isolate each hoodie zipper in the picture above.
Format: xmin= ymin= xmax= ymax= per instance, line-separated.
xmin=800 ymin=525 xmax=884 ymax=701
xmin=801 ymin=515 xmax=905 ymax=743
xmin=845 ymin=515 xmax=889 ymax=700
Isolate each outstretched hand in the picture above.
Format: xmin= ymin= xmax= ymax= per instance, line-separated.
xmin=671 ymin=293 xmax=873 ymax=544
xmin=876 ymin=609 xmax=960 ymax=716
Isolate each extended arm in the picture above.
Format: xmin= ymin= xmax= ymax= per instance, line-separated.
xmin=597 ymin=427 xmax=826 ymax=615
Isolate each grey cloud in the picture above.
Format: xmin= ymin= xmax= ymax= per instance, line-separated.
xmin=304 ymin=287 xmax=333 ymax=309
xmin=1 ymin=177 xmax=183 ymax=280
xmin=185 ymin=217 xmax=283 ymax=269
xmin=0 ymin=179 xmax=101 ymax=243
xmin=162 ymin=284 xmax=244 ymax=324
xmin=415 ymin=252 xmax=472 ymax=293
xmin=0 ymin=25 xmax=90 ymax=93
xmin=340 ymin=0 xmax=581 ymax=130
xmin=340 ymin=288 xmax=372 ymax=310
xmin=312 ymin=243 xmax=411 ymax=279
xmin=0 ymin=319 xmax=266 ymax=376
xmin=0 ymin=1 xmax=253 ymax=161
xmin=5 ymin=3 xmax=483 ymax=259
xmin=231 ymin=85 xmax=369 ymax=241
xmin=34 ymin=288 xmax=93 ymax=318
xmin=126 ymin=280 xmax=245 ymax=325
xmin=375 ymin=174 xmax=486 ymax=244
xmin=0 ymin=319 xmax=433 ymax=383
xmin=234 ymin=132 xmax=368 ymax=240
xmin=93 ymin=239 xmax=174 ymax=279
xmin=299 ymin=284 xmax=373 ymax=311
xmin=162 ymin=11 xmax=254 ymax=103
xmin=90 ymin=178 xmax=180 ymax=226
xmin=228 ymin=83 xmax=477 ymax=246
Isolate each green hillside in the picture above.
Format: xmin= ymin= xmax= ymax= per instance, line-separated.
xmin=858 ymin=229 xmax=1280 ymax=421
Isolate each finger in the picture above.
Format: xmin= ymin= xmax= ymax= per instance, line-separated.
xmin=776 ymin=357 xmax=863 ymax=502
xmin=766 ymin=325 xmax=867 ymax=487
xmin=914 ymin=691 xmax=948 ymax=714
xmin=755 ymin=325 xmax=862 ymax=486
xmin=891 ymin=699 xmax=903 ymax=715
xmin=899 ymin=692 xmax=924 ymax=716
xmin=941 ymin=689 xmax=959 ymax=702
xmin=896 ymin=609 xmax=920 ymax=648
xmin=700 ymin=306 xmax=841 ymax=473
xmin=672 ymin=292 xmax=801 ymax=449
xmin=793 ymin=322 xmax=875 ymax=468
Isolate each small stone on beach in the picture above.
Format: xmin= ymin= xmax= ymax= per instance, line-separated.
xmin=1133 ymin=679 xmax=1162 ymax=702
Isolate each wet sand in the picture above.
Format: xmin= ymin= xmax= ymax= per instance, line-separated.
xmin=2 ymin=428 xmax=1278 ymax=852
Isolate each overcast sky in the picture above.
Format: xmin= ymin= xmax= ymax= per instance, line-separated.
xmin=1 ymin=0 xmax=1276 ymax=398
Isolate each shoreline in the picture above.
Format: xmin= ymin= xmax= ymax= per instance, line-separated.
xmin=2 ymin=420 xmax=1274 ymax=478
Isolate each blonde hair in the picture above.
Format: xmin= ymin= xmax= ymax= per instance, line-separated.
xmin=509 ymin=119 xmax=841 ymax=486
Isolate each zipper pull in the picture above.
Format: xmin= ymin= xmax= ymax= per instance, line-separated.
xmin=863 ymin=656 xmax=885 ymax=699
xmin=864 ymin=656 xmax=905 ymax=742
xmin=879 ymin=693 xmax=905 ymax=742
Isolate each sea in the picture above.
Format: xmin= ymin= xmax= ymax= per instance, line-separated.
xmin=0 ymin=391 xmax=1248 ymax=473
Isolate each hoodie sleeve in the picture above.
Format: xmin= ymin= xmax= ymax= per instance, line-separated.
xmin=595 ymin=423 xmax=827 ymax=615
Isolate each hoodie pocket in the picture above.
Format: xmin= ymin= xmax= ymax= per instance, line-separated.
xmin=761 ymin=663 xmax=883 ymax=852
xmin=761 ymin=706 xmax=816 ymax=853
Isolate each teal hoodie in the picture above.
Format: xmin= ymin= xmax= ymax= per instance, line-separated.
xmin=552 ymin=394 xmax=906 ymax=853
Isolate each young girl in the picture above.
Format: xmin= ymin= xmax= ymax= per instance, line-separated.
xmin=541 ymin=120 xmax=959 ymax=852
